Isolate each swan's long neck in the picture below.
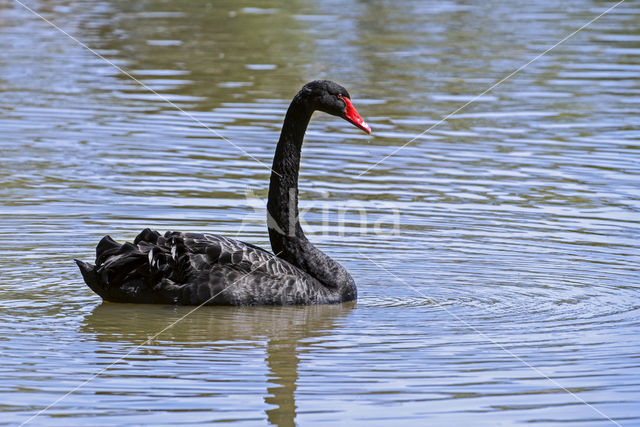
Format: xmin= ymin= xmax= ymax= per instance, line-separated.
xmin=267 ymin=93 xmax=356 ymax=300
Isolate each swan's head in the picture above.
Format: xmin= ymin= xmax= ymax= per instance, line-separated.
xmin=302 ymin=80 xmax=371 ymax=134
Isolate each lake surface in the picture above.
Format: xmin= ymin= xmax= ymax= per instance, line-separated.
xmin=1 ymin=0 xmax=639 ymax=425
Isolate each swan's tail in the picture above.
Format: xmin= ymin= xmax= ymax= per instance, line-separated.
xmin=75 ymin=229 xmax=186 ymax=304
xmin=75 ymin=232 xmax=153 ymax=302
xmin=74 ymin=259 xmax=106 ymax=299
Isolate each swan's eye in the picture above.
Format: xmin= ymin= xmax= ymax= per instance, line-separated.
xmin=336 ymin=94 xmax=343 ymax=100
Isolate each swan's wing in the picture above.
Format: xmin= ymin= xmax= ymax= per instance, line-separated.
xmin=76 ymin=228 xmax=331 ymax=305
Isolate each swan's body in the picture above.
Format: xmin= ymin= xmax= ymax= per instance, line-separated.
xmin=77 ymin=229 xmax=352 ymax=305
xmin=76 ymin=80 xmax=370 ymax=305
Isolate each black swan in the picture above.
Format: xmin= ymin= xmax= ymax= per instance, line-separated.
xmin=76 ymin=80 xmax=371 ymax=305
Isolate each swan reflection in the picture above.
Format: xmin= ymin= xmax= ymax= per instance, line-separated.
xmin=83 ymin=302 xmax=355 ymax=425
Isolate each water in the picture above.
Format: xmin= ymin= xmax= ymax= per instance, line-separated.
xmin=1 ymin=0 xmax=639 ymax=425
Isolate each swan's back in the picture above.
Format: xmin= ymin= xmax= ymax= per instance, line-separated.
xmin=76 ymin=229 xmax=339 ymax=305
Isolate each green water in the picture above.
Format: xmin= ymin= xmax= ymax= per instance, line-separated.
xmin=1 ymin=0 xmax=639 ymax=425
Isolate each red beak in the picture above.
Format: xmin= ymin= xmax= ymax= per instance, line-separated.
xmin=342 ymin=96 xmax=371 ymax=134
